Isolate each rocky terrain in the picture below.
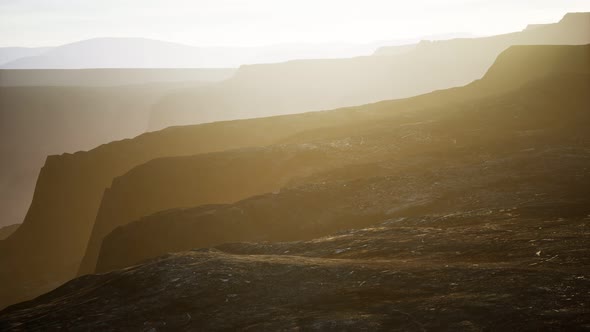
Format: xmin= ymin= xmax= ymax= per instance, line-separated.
xmin=1 ymin=209 xmax=588 ymax=331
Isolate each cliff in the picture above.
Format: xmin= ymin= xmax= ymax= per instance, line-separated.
xmin=77 ymin=144 xmax=343 ymax=275
xmin=1 ymin=44 xmax=588 ymax=310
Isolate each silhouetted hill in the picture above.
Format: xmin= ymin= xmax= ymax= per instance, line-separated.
xmin=0 ymin=47 xmax=51 ymax=66
xmin=0 ymin=44 xmax=587 ymax=310
xmin=0 ymin=68 xmax=235 ymax=87
xmin=0 ymin=224 xmax=19 ymax=241
xmin=1 ymin=38 xmax=235 ymax=69
xmin=147 ymin=13 xmax=590 ymax=130
xmin=0 ymin=35 xmax=472 ymax=70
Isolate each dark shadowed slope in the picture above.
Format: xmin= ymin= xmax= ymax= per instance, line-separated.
xmin=0 ymin=224 xmax=19 ymax=241
xmin=0 ymin=44 xmax=587 ymax=311
xmin=146 ymin=12 xmax=590 ymax=131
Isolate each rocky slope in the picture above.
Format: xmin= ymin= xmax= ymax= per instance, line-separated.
xmin=1 ymin=207 xmax=588 ymax=330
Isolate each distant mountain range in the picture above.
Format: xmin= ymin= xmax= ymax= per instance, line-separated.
xmin=0 ymin=34 xmax=473 ymax=69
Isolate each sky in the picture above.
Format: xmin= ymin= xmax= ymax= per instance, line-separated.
xmin=1 ymin=0 xmax=590 ymax=47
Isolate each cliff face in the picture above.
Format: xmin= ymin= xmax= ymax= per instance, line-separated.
xmin=78 ymin=145 xmax=345 ymax=275
xmin=147 ymin=13 xmax=590 ymax=131
xmin=0 ymin=83 xmax=182 ymax=229
xmin=0 ymin=69 xmax=235 ymax=229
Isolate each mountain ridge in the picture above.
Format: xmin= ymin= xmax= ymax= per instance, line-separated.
xmin=147 ymin=12 xmax=590 ymax=131
xmin=0 ymin=44 xmax=588 ymax=310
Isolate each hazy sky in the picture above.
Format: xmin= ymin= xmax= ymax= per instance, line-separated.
xmin=1 ymin=0 xmax=589 ymax=47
